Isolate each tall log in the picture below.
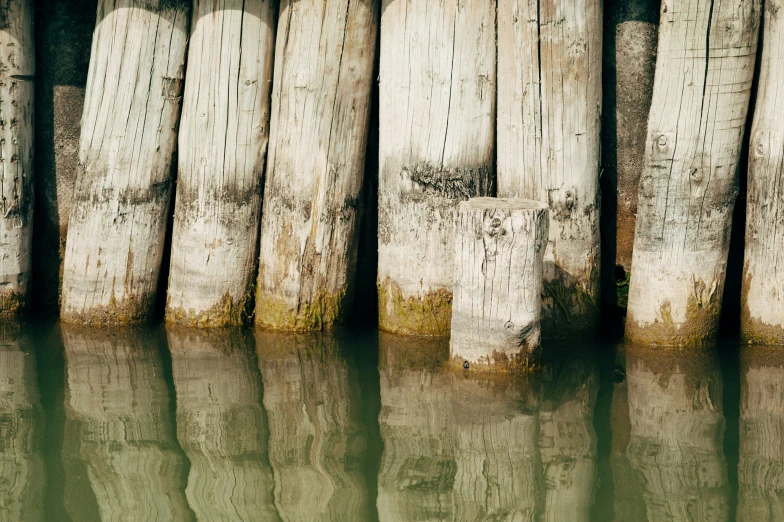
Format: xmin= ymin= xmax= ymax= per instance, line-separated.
xmin=626 ymin=0 xmax=761 ymax=346
xmin=497 ymin=0 xmax=602 ymax=336
xmin=33 ymin=0 xmax=96 ymax=311
xmin=256 ymin=332 xmax=372 ymax=521
xmin=0 ymin=324 xmax=45 ymax=521
xmin=256 ymin=0 xmax=378 ymax=331
xmin=61 ymin=327 xmax=192 ymax=521
xmin=603 ymin=0 xmax=659 ymax=309
xmin=166 ymin=0 xmax=276 ymax=327
xmin=450 ymin=198 xmax=548 ymax=369
xmin=0 ymin=0 xmax=34 ymax=314
xmin=625 ymin=345 xmax=730 ymax=521
xmin=60 ymin=0 xmax=190 ymax=324
xmin=741 ymin=0 xmax=784 ymax=344
xmin=538 ymin=352 xmax=598 ymax=521
xmin=737 ymin=347 xmax=784 ymax=521
xmin=167 ymin=328 xmax=280 ymax=521
xmin=377 ymin=0 xmax=495 ymax=336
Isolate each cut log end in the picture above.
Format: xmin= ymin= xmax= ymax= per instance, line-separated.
xmin=450 ymin=198 xmax=549 ymax=371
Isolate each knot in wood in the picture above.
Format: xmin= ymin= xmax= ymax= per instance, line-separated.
xmin=504 ymin=320 xmax=514 ymax=331
xmin=657 ymin=134 xmax=667 ymax=148
xmin=690 ymin=168 xmax=703 ymax=182
xmin=565 ymin=191 xmax=575 ymax=210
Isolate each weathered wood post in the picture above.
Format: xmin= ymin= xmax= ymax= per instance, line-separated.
xmin=742 ymin=0 xmax=784 ymax=344
xmin=497 ymin=0 xmax=602 ymax=336
xmin=450 ymin=198 xmax=548 ymax=370
xmin=625 ymin=345 xmax=730 ymax=520
xmin=167 ymin=328 xmax=280 ymax=521
xmin=61 ymin=327 xmax=191 ymax=519
xmin=255 ymin=0 xmax=378 ymax=331
xmin=0 ymin=325 xmax=44 ymax=520
xmin=33 ymin=0 xmax=96 ymax=311
xmin=0 ymin=0 xmax=34 ymax=314
xmin=738 ymin=347 xmax=784 ymax=520
xmin=166 ymin=0 xmax=276 ymax=327
xmin=626 ymin=0 xmax=761 ymax=346
xmin=377 ymin=0 xmax=496 ymax=336
xmin=256 ymin=332 xmax=372 ymax=520
xmin=60 ymin=0 xmax=189 ymax=324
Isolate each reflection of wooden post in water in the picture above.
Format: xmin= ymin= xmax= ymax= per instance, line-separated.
xmin=0 ymin=324 xmax=44 ymax=521
xmin=61 ymin=327 xmax=191 ymax=521
xmin=377 ymin=332 xmax=544 ymax=521
xmin=255 ymin=332 xmax=371 ymax=521
xmin=738 ymin=347 xmax=784 ymax=521
xmin=167 ymin=328 xmax=280 ymax=521
xmin=626 ymin=345 xmax=729 ymax=521
xmin=538 ymin=353 xmax=598 ymax=522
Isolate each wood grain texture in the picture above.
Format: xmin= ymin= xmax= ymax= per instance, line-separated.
xmin=625 ymin=345 xmax=730 ymax=521
xmin=61 ymin=327 xmax=192 ymax=521
xmin=450 ymin=198 xmax=549 ymax=368
xmin=61 ymin=0 xmax=190 ymax=325
xmin=741 ymin=0 xmax=784 ymax=344
xmin=377 ymin=0 xmax=495 ymax=336
xmin=167 ymin=0 xmax=276 ymax=327
xmin=0 ymin=0 xmax=34 ymax=314
xmin=168 ymin=328 xmax=280 ymax=522
xmin=497 ymin=0 xmax=602 ymax=337
xmin=256 ymin=0 xmax=378 ymax=331
xmin=626 ymin=0 xmax=761 ymax=346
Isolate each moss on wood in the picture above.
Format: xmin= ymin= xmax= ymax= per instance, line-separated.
xmin=0 ymin=290 xmax=25 ymax=315
xmin=61 ymin=291 xmax=155 ymax=326
xmin=255 ymin=287 xmax=348 ymax=332
xmin=166 ymin=290 xmax=253 ymax=328
xmin=740 ymin=271 xmax=784 ymax=345
xmin=377 ymin=278 xmax=452 ymax=337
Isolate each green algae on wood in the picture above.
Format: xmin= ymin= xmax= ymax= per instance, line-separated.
xmin=255 ymin=287 xmax=349 ymax=332
xmin=166 ymin=290 xmax=253 ymax=328
xmin=378 ymin=278 xmax=452 ymax=337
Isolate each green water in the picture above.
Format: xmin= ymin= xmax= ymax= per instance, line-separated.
xmin=0 ymin=319 xmax=771 ymax=521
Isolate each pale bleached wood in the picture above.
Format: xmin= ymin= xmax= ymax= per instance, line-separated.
xmin=256 ymin=332 xmax=372 ymax=522
xmin=255 ymin=0 xmax=378 ymax=331
xmin=167 ymin=327 xmax=280 ymax=522
xmin=60 ymin=0 xmax=190 ymax=324
xmin=0 ymin=325 xmax=44 ymax=522
xmin=497 ymin=0 xmax=602 ymax=336
xmin=626 ymin=0 xmax=761 ymax=346
xmin=538 ymin=354 xmax=598 ymax=522
xmin=450 ymin=198 xmax=548 ymax=369
xmin=737 ymin=347 xmax=784 ymax=522
xmin=377 ymin=0 xmax=495 ymax=336
xmin=625 ymin=345 xmax=730 ymax=521
xmin=0 ymin=0 xmax=34 ymax=314
xmin=741 ymin=0 xmax=784 ymax=344
xmin=166 ymin=0 xmax=276 ymax=327
xmin=61 ymin=326 xmax=191 ymax=521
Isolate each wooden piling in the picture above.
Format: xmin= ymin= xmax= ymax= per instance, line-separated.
xmin=0 ymin=0 xmax=34 ymax=314
xmin=377 ymin=0 xmax=496 ymax=336
xmin=450 ymin=198 xmax=548 ymax=370
xmin=741 ymin=0 xmax=784 ymax=344
xmin=166 ymin=0 xmax=276 ymax=327
xmin=625 ymin=0 xmax=761 ymax=346
xmin=167 ymin=327 xmax=280 ymax=521
xmin=497 ymin=0 xmax=602 ymax=337
xmin=625 ymin=345 xmax=730 ymax=520
xmin=255 ymin=0 xmax=378 ymax=331
xmin=60 ymin=0 xmax=190 ymax=325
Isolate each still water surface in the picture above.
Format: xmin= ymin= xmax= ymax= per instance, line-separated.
xmin=1 ymin=320 xmax=775 ymax=521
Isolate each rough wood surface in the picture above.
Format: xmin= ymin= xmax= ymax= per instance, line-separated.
xmin=377 ymin=0 xmax=496 ymax=336
xmin=166 ymin=0 xmax=275 ymax=327
xmin=625 ymin=345 xmax=730 ymax=521
xmin=0 ymin=325 xmax=44 ymax=521
xmin=32 ymin=0 xmax=96 ymax=311
xmin=497 ymin=0 xmax=602 ymax=337
xmin=168 ymin=327 xmax=280 ymax=521
xmin=741 ymin=0 xmax=784 ymax=344
xmin=61 ymin=327 xmax=191 ymax=521
xmin=0 ymin=0 xmax=34 ymax=314
xmin=738 ymin=347 xmax=784 ymax=522
xmin=256 ymin=332 xmax=372 ymax=521
xmin=256 ymin=0 xmax=378 ymax=331
xmin=626 ymin=0 xmax=761 ymax=346
xmin=60 ymin=0 xmax=190 ymax=325
xmin=450 ymin=198 xmax=549 ymax=369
